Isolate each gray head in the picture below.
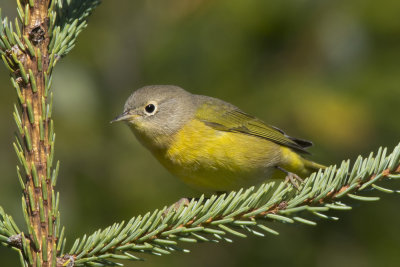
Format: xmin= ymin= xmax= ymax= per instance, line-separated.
xmin=112 ymin=85 xmax=196 ymax=149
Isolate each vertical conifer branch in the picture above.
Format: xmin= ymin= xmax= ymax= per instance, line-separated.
xmin=1 ymin=1 xmax=100 ymax=265
xmin=18 ymin=0 xmax=54 ymax=265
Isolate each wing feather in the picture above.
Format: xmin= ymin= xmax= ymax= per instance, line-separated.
xmin=195 ymin=97 xmax=312 ymax=154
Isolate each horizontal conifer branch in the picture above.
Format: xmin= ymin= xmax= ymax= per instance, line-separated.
xmin=61 ymin=143 xmax=400 ymax=266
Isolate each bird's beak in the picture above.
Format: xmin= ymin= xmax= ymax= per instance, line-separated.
xmin=110 ymin=111 xmax=135 ymax=123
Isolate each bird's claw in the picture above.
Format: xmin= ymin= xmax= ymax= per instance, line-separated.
xmin=284 ymin=172 xmax=303 ymax=189
xmin=163 ymin=197 xmax=191 ymax=217
xmin=276 ymin=166 xmax=304 ymax=190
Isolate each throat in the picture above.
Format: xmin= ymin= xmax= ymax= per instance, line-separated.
xmin=129 ymin=125 xmax=173 ymax=152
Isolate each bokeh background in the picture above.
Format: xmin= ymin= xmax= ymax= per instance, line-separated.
xmin=1 ymin=0 xmax=400 ymax=266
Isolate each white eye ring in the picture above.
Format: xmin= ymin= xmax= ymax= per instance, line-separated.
xmin=144 ymin=101 xmax=157 ymax=115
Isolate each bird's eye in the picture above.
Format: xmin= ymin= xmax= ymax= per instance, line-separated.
xmin=144 ymin=103 xmax=156 ymax=115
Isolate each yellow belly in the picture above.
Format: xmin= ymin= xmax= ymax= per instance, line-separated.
xmin=152 ymin=119 xmax=290 ymax=192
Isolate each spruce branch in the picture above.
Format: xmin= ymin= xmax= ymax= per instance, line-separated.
xmin=49 ymin=0 xmax=101 ymax=62
xmin=63 ymin=143 xmax=400 ymax=266
xmin=1 ymin=0 xmax=100 ymax=266
xmin=1 ymin=1 xmax=399 ymax=266
xmin=1 ymin=0 xmax=58 ymax=265
xmin=0 ymin=206 xmax=22 ymax=248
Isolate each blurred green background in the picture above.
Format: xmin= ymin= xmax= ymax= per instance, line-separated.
xmin=1 ymin=0 xmax=400 ymax=266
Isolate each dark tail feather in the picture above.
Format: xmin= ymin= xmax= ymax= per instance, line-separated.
xmin=288 ymin=136 xmax=313 ymax=148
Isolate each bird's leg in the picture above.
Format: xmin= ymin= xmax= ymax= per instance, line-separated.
xmin=163 ymin=192 xmax=225 ymax=217
xmin=163 ymin=197 xmax=191 ymax=217
xmin=275 ymin=166 xmax=303 ymax=189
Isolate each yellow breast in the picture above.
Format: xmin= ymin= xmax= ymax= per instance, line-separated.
xmin=153 ymin=119 xmax=283 ymax=192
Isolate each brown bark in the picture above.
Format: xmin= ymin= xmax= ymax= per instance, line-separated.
xmin=19 ymin=1 xmax=55 ymax=266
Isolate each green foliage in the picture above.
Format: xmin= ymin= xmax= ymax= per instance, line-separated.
xmin=0 ymin=206 xmax=20 ymax=242
xmin=50 ymin=0 xmax=101 ymax=61
xmin=0 ymin=0 xmax=101 ymax=266
xmin=0 ymin=0 xmax=100 ymax=74
xmin=64 ymin=144 xmax=399 ymax=266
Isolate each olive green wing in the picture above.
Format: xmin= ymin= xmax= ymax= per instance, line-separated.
xmin=195 ymin=98 xmax=312 ymax=154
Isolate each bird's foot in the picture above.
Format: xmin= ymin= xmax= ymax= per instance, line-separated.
xmin=163 ymin=193 xmax=223 ymax=217
xmin=284 ymin=172 xmax=303 ymax=189
xmin=276 ymin=166 xmax=303 ymax=189
xmin=163 ymin=197 xmax=191 ymax=217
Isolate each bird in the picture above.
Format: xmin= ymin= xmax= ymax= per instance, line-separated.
xmin=112 ymin=85 xmax=325 ymax=193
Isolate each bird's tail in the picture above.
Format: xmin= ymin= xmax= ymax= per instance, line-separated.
xmin=278 ymin=147 xmax=326 ymax=178
xmin=302 ymin=158 xmax=326 ymax=174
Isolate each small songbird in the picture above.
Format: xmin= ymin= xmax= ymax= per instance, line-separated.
xmin=112 ymin=85 xmax=325 ymax=192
